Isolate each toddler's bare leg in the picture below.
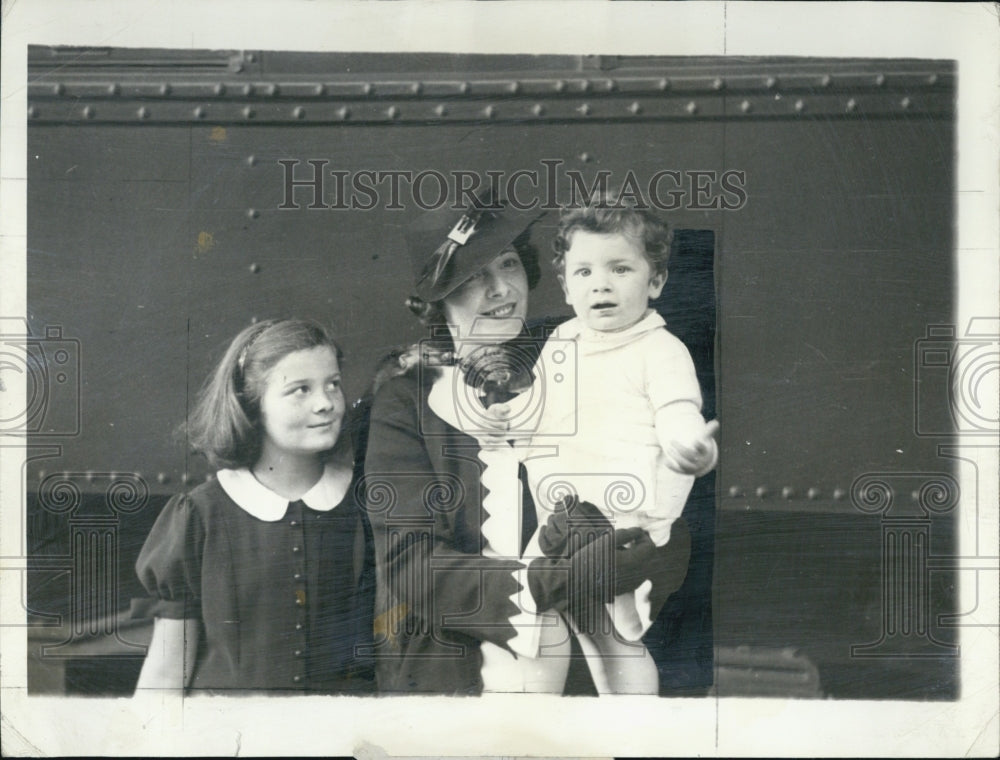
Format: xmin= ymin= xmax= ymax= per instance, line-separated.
xmin=582 ymin=628 xmax=658 ymax=695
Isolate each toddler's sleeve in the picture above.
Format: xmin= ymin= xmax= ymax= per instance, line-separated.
xmin=647 ymin=331 xmax=702 ymax=413
xmin=130 ymin=493 xmax=204 ymax=620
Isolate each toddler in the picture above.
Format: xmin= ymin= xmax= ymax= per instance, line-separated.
xmin=521 ymin=198 xmax=717 ymax=694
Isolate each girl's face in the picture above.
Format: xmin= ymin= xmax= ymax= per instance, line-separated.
xmin=441 ymin=248 xmax=529 ymax=355
xmin=257 ymin=345 xmax=344 ymax=462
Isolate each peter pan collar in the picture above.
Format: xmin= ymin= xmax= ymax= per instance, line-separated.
xmin=558 ymin=309 xmax=666 ymax=347
xmin=216 ymin=463 xmax=352 ymax=522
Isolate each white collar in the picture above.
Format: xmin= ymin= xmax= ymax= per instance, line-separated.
xmin=558 ymin=310 xmax=666 ymax=345
xmin=216 ymin=463 xmax=352 ymax=522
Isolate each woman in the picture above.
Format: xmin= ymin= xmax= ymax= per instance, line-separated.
xmin=362 ymin=195 xmax=690 ymax=695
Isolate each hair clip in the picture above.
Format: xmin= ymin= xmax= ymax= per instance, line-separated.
xmin=237 ymin=326 xmax=265 ymax=375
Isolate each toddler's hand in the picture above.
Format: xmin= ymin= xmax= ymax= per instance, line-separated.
xmin=664 ymin=419 xmax=719 ymax=476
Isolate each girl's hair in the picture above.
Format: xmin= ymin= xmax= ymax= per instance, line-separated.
xmin=552 ymin=192 xmax=673 ymax=276
xmin=405 ymin=229 xmax=541 ymax=328
xmin=184 ymin=318 xmax=345 ymax=470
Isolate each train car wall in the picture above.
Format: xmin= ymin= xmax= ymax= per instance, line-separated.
xmin=23 ymin=49 xmax=957 ymax=697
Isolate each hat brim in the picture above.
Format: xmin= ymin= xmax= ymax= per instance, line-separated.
xmin=408 ymin=204 xmax=546 ymax=302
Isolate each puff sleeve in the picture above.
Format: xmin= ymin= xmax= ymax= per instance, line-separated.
xmin=130 ymin=493 xmax=205 ymax=621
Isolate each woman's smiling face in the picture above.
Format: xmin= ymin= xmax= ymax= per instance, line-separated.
xmin=441 ymin=248 xmax=529 ymax=353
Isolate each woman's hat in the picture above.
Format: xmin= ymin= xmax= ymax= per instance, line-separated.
xmin=406 ymin=193 xmax=545 ymax=302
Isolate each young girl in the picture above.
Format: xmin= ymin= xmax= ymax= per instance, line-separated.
xmin=131 ymin=318 xmax=373 ymax=694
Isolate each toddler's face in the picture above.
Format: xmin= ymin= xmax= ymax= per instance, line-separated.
xmin=559 ymin=230 xmax=665 ymax=332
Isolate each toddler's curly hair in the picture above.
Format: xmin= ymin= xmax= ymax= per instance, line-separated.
xmin=552 ymin=192 xmax=672 ymax=275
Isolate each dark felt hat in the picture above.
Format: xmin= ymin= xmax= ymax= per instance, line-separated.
xmin=406 ymin=194 xmax=545 ymax=302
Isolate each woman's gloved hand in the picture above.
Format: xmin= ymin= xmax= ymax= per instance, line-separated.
xmin=528 ymin=517 xmax=692 ymax=635
xmin=536 ymin=494 xmax=612 ymax=558
xmin=528 ymin=525 xmax=647 ymax=634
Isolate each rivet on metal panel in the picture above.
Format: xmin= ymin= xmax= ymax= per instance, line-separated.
xmin=740 ymin=100 xmax=752 ymax=113
xmin=821 ymin=75 xmax=832 ymax=88
xmin=685 ymin=101 xmax=697 ymax=115
xmin=266 ymin=84 xmax=278 ymax=97
xmin=794 ymin=99 xmax=806 ymax=113
xmin=578 ymin=103 xmax=591 ymax=116
xmin=37 ymin=470 xmax=46 ymax=481
xmin=107 ymin=83 xmax=120 ymax=96
xmin=712 ymin=77 xmax=724 ymax=91
xmin=249 ymin=263 xmax=261 ymax=273
xmin=159 ymin=83 xmax=171 ymax=96
xmin=580 ymin=80 xmax=591 ymax=93
xmin=532 ymin=103 xmax=545 ymax=116
xmin=807 ymin=488 xmax=820 ymax=500
xmin=728 ymin=486 xmax=742 ymax=498
xmin=628 ymin=101 xmax=642 ymax=115
xmin=157 ymin=473 xmax=169 ymax=485
xmin=755 ymin=486 xmax=768 ymax=499
xmin=247 ymin=209 xmax=260 ymax=220
xmin=137 ymin=107 xmax=150 ymax=120
xmin=247 ymin=154 xmax=257 ymax=166
xmin=765 ymin=76 xmax=777 ymax=90
xmin=337 ymin=106 xmax=350 ymax=120
xmin=874 ymin=74 xmax=886 ymax=87
xmin=578 ymin=152 xmax=592 ymax=163
xmin=194 ymin=106 xmax=206 ymax=119
xmin=900 ymin=97 xmax=912 ymax=110
xmin=53 ymin=83 xmax=64 ymax=96
xmin=363 ymin=83 xmax=373 ymax=95
xmin=181 ymin=473 xmax=191 ymax=485
xmin=509 ymin=81 xmax=520 ymax=94
xmin=845 ymin=98 xmax=857 ymax=113
xmin=293 ymin=106 xmax=305 ymax=119
xmin=83 ymin=105 xmax=95 ymax=119
xmin=411 ymin=82 xmax=422 ymax=95
xmin=434 ymin=104 xmax=447 ymax=117
xmin=483 ymin=105 xmax=496 ymax=119
xmin=214 ymin=83 xmax=226 ymax=96
xmin=233 ymin=63 xmax=244 ymax=74
xmin=387 ymin=105 xmax=400 ymax=119
xmin=554 ymin=80 xmax=566 ymax=93
xmin=313 ymin=84 xmax=325 ymax=96
xmin=832 ymin=488 xmax=845 ymax=501
xmin=241 ymin=83 xmax=253 ymax=97
xmin=243 ymin=106 xmax=256 ymax=119
xmin=658 ymin=78 xmax=670 ymax=91
xmin=927 ymin=73 xmax=938 ymax=86
xmin=85 ymin=471 xmax=95 ymax=483
xmin=459 ymin=82 xmax=470 ymax=94
xmin=781 ymin=487 xmax=794 ymax=499
xmin=910 ymin=489 xmax=921 ymax=502
xmin=28 ymin=106 xmax=37 ymax=118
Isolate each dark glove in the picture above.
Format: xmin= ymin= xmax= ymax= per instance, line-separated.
xmin=528 ymin=525 xmax=645 ymax=635
xmin=537 ymin=494 xmax=612 ymax=558
xmin=646 ymin=517 xmax=692 ymax=619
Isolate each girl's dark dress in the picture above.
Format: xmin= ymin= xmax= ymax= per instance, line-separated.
xmin=131 ymin=465 xmax=373 ymax=693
